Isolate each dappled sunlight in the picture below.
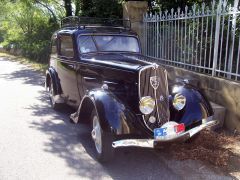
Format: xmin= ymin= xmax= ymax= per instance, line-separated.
xmin=29 ymin=120 xmax=104 ymax=179
xmin=0 ymin=57 xmax=229 ymax=179
xmin=26 ymin=91 xmax=111 ymax=178
xmin=0 ymin=68 xmax=45 ymax=86
xmin=0 ymin=53 xmax=234 ymax=179
xmin=29 ymin=116 xmax=179 ymax=179
xmin=28 ymin=90 xmax=179 ymax=179
xmin=20 ymin=72 xmax=178 ymax=178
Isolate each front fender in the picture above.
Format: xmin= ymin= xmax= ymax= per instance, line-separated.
xmin=169 ymin=84 xmax=213 ymax=127
xmin=87 ymin=89 xmax=137 ymax=135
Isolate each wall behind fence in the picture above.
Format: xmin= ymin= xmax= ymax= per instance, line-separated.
xmin=138 ymin=0 xmax=240 ymax=132
xmin=143 ymin=0 xmax=240 ymax=81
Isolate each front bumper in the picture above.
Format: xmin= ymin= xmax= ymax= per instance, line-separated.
xmin=112 ymin=119 xmax=217 ymax=148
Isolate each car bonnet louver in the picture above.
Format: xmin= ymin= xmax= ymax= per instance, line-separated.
xmin=60 ymin=16 xmax=131 ymax=30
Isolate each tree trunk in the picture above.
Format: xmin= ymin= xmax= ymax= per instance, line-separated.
xmin=64 ymin=0 xmax=72 ymax=17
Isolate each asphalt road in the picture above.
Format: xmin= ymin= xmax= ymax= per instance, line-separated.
xmin=0 ymin=57 xmax=231 ymax=180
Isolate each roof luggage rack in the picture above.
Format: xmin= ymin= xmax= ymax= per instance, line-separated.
xmin=61 ymin=16 xmax=131 ymax=30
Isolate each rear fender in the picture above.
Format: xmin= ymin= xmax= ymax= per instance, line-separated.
xmin=45 ymin=67 xmax=62 ymax=95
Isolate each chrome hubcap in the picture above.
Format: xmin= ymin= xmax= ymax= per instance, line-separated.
xmin=91 ymin=115 xmax=102 ymax=154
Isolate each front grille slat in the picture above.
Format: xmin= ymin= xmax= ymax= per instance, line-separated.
xmin=139 ymin=65 xmax=170 ymax=131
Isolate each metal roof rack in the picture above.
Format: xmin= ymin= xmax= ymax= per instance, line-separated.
xmin=61 ymin=16 xmax=131 ymax=30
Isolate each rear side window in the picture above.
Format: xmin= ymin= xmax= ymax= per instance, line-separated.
xmin=60 ymin=35 xmax=74 ymax=57
xmin=51 ymin=38 xmax=57 ymax=54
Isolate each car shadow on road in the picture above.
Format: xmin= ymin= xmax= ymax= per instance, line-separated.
xmin=29 ymin=92 xmax=239 ymax=180
xmin=28 ymin=90 xmax=179 ymax=179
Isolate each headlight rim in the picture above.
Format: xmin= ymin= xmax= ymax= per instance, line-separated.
xmin=139 ymin=96 xmax=155 ymax=115
xmin=173 ymin=93 xmax=186 ymax=111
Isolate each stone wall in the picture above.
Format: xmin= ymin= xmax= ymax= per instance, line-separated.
xmin=166 ymin=65 xmax=240 ymax=132
xmin=122 ymin=1 xmax=148 ymax=45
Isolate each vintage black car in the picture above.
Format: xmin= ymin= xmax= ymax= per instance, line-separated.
xmin=45 ymin=17 xmax=217 ymax=162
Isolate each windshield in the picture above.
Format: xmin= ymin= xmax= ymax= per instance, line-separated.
xmin=78 ymin=35 xmax=140 ymax=53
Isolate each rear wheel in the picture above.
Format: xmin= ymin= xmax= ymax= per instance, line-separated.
xmin=91 ymin=108 xmax=114 ymax=162
xmin=48 ymin=79 xmax=62 ymax=110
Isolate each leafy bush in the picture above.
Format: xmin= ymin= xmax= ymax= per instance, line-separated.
xmin=0 ymin=1 xmax=59 ymax=63
xmin=0 ymin=0 xmax=124 ymax=63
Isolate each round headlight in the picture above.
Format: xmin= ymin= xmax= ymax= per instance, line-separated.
xmin=139 ymin=96 xmax=155 ymax=115
xmin=173 ymin=93 xmax=186 ymax=111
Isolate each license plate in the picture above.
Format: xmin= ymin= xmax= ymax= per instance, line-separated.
xmin=154 ymin=123 xmax=185 ymax=139
xmin=154 ymin=127 xmax=168 ymax=139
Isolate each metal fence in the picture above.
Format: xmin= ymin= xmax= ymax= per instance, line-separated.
xmin=143 ymin=0 xmax=240 ymax=81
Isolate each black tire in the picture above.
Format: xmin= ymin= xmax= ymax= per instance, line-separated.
xmin=48 ymin=79 xmax=62 ymax=110
xmin=90 ymin=108 xmax=114 ymax=162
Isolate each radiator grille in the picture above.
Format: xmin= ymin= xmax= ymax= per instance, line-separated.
xmin=139 ymin=64 xmax=170 ymax=131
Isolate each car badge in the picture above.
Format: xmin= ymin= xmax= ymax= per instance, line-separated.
xmin=150 ymin=76 xmax=160 ymax=90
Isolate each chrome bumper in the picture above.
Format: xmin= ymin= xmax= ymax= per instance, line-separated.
xmin=112 ymin=120 xmax=218 ymax=148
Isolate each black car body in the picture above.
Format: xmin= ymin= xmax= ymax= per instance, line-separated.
xmin=45 ymin=17 xmax=217 ymax=162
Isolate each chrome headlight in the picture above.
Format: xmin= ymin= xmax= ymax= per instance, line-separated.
xmin=173 ymin=93 xmax=186 ymax=111
xmin=139 ymin=96 xmax=155 ymax=115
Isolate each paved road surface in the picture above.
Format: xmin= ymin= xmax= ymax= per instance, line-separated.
xmin=0 ymin=57 xmax=231 ymax=180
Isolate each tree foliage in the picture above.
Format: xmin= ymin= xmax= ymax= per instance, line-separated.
xmin=0 ymin=0 xmax=124 ymax=63
xmin=0 ymin=0 xmax=61 ymax=62
xmin=79 ymin=0 xmax=123 ymax=18
xmin=1 ymin=0 xmax=221 ymax=63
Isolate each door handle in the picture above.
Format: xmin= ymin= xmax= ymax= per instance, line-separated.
xmin=68 ymin=64 xmax=76 ymax=69
xmin=83 ymin=77 xmax=98 ymax=82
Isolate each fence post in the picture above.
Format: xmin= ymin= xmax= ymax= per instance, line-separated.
xmin=143 ymin=14 xmax=146 ymax=55
xmin=156 ymin=15 xmax=159 ymax=58
xmin=227 ymin=0 xmax=239 ymax=78
xmin=212 ymin=0 xmax=222 ymax=77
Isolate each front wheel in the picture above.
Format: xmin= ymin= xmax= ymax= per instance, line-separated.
xmin=91 ymin=109 xmax=114 ymax=162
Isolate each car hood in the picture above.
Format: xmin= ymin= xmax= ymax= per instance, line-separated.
xmin=79 ymin=52 xmax=153 ymax=72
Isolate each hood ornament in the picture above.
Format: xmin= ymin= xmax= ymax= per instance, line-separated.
xmin=150 ymin=76 xmax=160 ymax=90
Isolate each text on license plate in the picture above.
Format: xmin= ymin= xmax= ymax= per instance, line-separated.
xmin=154 ymin=123 xmax=185 ymax=139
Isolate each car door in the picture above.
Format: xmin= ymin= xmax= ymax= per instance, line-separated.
xmin=76 ymin=35 xmax=103 ymax=101
xmin=57 ymin=34 xmax=80 ymax=108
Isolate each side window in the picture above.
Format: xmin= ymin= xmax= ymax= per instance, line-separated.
xmin=51 ymin=38 xmax=57 ymax=54
xmin=60 ymin=35 xmax=74 ymax=57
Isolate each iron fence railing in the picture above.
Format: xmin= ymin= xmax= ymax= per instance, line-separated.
xmin=143 ymin=0 xmax=240 ymax=81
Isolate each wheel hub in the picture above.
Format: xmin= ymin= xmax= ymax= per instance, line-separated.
xmin=92 ymin=115 xmax=102 ymax=154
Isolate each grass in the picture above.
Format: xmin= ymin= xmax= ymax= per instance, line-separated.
xmin=0 ymin=52 xmax=48 ymax=74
